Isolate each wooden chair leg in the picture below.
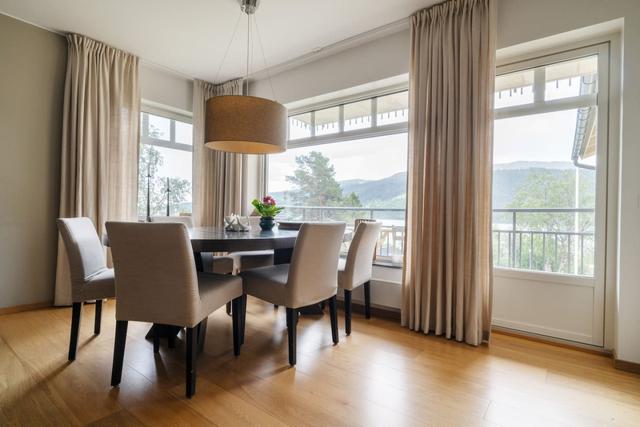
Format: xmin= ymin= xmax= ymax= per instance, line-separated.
xmin=111 ymin=320 xmax=128 ymax=386
xmin=94 ymin=300 xmax=103 ymax=335
xmin=364 ymin=281 xmax=372 ymax=319
xmin=68 ymin=302 xmax=82 ymax=361
xmin=329 ymin=295 xmax=339 ymax=345
xmin=232 ymin=297 xmax=242 ymax=356
xmin=226 ymin=301 xmax=232 ymax=316
xmin=344 ymin=290 xmax=352 ymax=335
xmin=186 ymin=326 xmax=198 ymax=398
xmin=286 ymin=308 xmax=297 ymax=366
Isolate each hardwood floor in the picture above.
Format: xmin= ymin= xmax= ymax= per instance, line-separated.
xmin=1 ymin=299 xmax=639 ymax=426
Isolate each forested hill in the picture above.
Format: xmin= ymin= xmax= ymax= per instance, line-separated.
xmin=271 ymin=161 xmax=594 ymax=209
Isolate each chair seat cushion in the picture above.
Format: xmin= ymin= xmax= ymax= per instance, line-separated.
xmin=197 ymin=273 xmax=243 ymax=321
xmin=229 ymin=250 xmax=274 ymax=273
xmin=240 ymin=264 xmax=290 ymax=307
xmin=82 ymin=268 xmax=115 ymax=301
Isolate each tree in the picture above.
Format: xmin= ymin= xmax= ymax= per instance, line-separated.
xmin=137 ymin=144 xmax=191 ymax=217
xmin=284 ymin=151 xmax=362 ymax=221
xmin=496 ymin=168 xmax=596 ymax=274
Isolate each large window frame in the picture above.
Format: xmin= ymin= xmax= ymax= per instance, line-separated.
xmin=267 ymin=86 xmax=409 ymax=268
xmin=492 ymin=42 xmax=611 ymax=346
xmin=138 ymin=103 xmax=194 ymax=219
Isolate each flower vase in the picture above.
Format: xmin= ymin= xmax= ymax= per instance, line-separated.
xmin=259 ymin=216 xmax=275 ymax=231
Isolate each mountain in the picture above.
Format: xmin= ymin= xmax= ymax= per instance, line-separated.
xmin=271 ymin=161 xmax=593 ymax=211
xmin=340 ymin=172 xmax=406 ymax=207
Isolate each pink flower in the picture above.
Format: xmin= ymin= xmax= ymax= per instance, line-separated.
xmin=263 ymin=195 xmax=276 ymax=206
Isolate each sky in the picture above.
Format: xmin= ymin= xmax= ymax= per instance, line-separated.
xmin=267 ymin=133 xmax=408 ymax=192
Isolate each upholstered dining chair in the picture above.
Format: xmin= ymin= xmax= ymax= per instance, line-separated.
xmin=57 ymin=217 xmax=115 ymax=361
xmin=240 ymin=222 xmax=346 ymax=366
xmin=106 ymin=222 xmax=244 ymax=398
xmin=338 ymin=221 xmax=382 ymax=335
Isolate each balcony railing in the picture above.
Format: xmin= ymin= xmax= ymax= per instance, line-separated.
xmin=492 ymin=208 xmax=595 ymax=276
xmin=280 ymin=205 xmax=405 ymax=266
xmin=280 ymin=205 xmax=595 ymax=275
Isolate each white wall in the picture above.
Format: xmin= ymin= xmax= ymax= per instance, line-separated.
xmin=250 ymin=0 xmax=640 ymax=364
xmin=140 ymin=63 xmax=193 ymax=113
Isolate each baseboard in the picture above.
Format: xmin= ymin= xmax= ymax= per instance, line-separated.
xmin=336 ymin=300 xmax=401 ymax=322
xmin=0 ymin=301 xmax=52 ymax=316
xmin=491 ymin=326 xmax=611 ymax=356
xmin=613 ymin=356 xmax=640 ymax=374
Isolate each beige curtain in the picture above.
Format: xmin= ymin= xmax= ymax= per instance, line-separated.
xmin=192 ymin=79 xmax=248 ymax=227
xmin=402 ymin=0 xmax=496 ymax=346
xmin=54 ymin=34 xmax=139 ymax=306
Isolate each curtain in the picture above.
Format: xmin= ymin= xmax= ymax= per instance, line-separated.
xmin=192 ymin=79 xmax=250 ymax=227
xmin=54 ymin=34 xmax=139 ymax=306
xmin=402 ymin=0 xmax=496 ymax=346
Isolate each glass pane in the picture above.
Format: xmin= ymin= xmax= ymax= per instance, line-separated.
xmin=288 ymin=113 xmax=312 ymax=140
xmin=314 ymin=107 xmax=340 ymax=136
xmin=343 ymin=99 xmax=372 ymax=131
xmin=545 ymin=56 xmax=598 ymax=101
xmin=268 ymin=133 xmax=408 ymax=266
xmin=138 ymin=144 xmax=192 ymax=217
xmin=146 ymin=113 xmax=171 ymax=141
xmin=492 ymin=108 xmax=597 ymax=276
xmin=495 ymin=69 xmax=534 ymax=109
xmin=175 ymin=120 xmax=192 ymax=145
xmin=377 ymin=92 xmax=408 ymax=125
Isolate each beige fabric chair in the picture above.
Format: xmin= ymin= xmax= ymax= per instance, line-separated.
xmin=57 ymin=217 xmax=115 ymax=361
xmin=106 ymin=221 xmax=244 ymax=398
xmin=149 ymin=215 xmax=234 ymax=275
xmin=241 ymin=222 xmax=346 ymax=366
xmin=338 ymin=221 xmax=382 ymax=335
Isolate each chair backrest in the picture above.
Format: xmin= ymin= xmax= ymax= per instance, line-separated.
xmin=286 ymin=222 xmax=346 ymax=308
xmin=57 ymin=218 xmax=107 ymax=296
xmin=106 ymin=222 xmax=200 ymax=326
xmin=150 ymin=215 xmax=194 ymax=228
xmin=343 ymin=221 xmax=382 ymax=288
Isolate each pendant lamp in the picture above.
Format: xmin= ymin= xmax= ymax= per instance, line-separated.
xmin=205 ymin=0 xmax=287 ymax=154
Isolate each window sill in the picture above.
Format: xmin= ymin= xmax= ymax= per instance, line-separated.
xmin=373 ymin=261 xmax=403 ymax=270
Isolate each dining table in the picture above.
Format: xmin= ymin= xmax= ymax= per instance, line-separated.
xmin=104 ymin=224 xmax=352 ymax=347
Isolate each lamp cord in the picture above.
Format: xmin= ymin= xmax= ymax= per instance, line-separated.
xmin=253 ymin=14 xmax=277 ymax=101
xmin=213 ymin=10 xmax=243 ymax=85
xmin=246 ymin=11 xmax=250 ymax=95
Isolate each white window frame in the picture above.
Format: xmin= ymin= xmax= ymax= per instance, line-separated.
xmin=140 ymin=107 xmax=193 ymax=153
xmin=286 ymin=86 xmax=408 ymax=148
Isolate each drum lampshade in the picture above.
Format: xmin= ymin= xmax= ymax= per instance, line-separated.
xmin=204 ymin=95 xmax=287 ymax=154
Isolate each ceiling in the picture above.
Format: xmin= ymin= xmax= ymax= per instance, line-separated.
xmin=0 ymin=0 xmax=437 ymax=82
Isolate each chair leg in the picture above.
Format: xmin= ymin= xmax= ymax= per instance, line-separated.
xmin=344 ymin=290 xmax=352 ymax=336
xmin=364 ymin=281 xmax=372 ymax=319
xmin=240 ymin=294 xmax=247 ymax=345
xmin=94 ymin=299 xmax=103 ymax=335
xmin=186 ymin=326 xmax=198 ymax=398
xmin=197 ymin=318 xmax=208 ymax=353
xmin=111 ymin=320 xmax=128 ymax=386
xmin=153 ymin=324 xmax=160 ymax=353
xmin=226 ymin=301 xmax=232 ymax=316
xmin=329 ymin=295 xmax=339 ymax=345
xmin=286 ymin=308 xmax=297 ymax=366
xmin=232 ymin=297 xmax=243 ymax=356
xmin=68 ymin=302 xmax=82 ymax=361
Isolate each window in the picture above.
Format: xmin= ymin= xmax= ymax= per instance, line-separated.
xmin=493 ymin=53 xmax=603 ymax=277
xmin=138 ymin=111 xmax=193 ymax=219
xmin=268 ymin=90 xmax=409 ymax=266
